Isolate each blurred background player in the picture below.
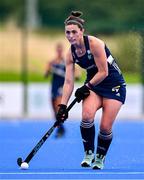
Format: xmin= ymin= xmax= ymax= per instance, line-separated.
xmin=44 ymin=43 xmax=66 ymax=138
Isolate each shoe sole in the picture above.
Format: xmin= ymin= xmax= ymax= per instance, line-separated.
xmin=81 ymin=162 xmax=91 ymax=167
xmin=92 ymin=163 xmax=103 ymax=170
xmin=92 ymin=165 xmax=102 ymax=170
xmin=81 ymin=158 xmax=95 ymax=167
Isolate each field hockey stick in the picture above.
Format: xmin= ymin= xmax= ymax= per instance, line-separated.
xmin=17 ymin=98 xmax=78 ymax=167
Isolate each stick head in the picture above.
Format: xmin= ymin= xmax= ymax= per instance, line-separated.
xmin=17 ymin=157 xmax=23 ymax=166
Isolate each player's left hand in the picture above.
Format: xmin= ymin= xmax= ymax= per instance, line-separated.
xmin=75 ymin=85 xmax=90 ymax=102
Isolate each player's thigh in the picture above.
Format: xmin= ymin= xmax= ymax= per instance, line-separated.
xmin=100 ymin=98 xmax=122 ymax=131
xmin=82 ymin=91 xmax=102 ymax=121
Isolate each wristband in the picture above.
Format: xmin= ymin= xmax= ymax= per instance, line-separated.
xmin=87 ymin=82 xmax=95 ymax=89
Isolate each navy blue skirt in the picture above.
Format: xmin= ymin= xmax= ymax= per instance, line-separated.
xmin=91 ymin=84 xmax=126 ymax=104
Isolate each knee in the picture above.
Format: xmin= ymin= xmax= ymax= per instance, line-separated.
xmin=100 ymin=123 xmax=112 ymax=133
xmin=82 ymin=109 xmax=95 ymax=121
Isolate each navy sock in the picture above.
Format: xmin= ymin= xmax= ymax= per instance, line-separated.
xmin=96 ymin=130 xmax=113 ymax=157
xmin=80 ymin=121 xmax=95 ymax=153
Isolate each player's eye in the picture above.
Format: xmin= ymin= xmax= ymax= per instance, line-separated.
xmin=66 ymin=31 xmax=70 ymax=35
xmin=71 ymin=30 xmax=77 ymax=34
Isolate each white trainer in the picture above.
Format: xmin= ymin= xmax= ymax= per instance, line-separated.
xmin=92 ymin=154 xmax=105 ymax=170
xmin=81 ymin=150 xmax=95 ymax=167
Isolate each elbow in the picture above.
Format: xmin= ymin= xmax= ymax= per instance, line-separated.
xmin=103 ymin=69 xmax=108 ymax=79
xmin=105 ymin=70 xmax=109 ymax=78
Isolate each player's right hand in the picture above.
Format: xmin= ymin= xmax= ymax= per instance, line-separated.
xmin=56 ymin=104 xmax=68 ymax=125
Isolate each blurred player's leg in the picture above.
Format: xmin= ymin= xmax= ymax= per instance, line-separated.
xmin=52 ymin=96 xmax=66 ymax=138
xmin=55 ymin=123 xmax=65 ymax=138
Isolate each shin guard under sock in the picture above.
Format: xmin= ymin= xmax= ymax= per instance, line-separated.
xmin=80 ymin=121 xmax=95 ymax=153
xmin=96 ymin=130 xmax=113 ymax=157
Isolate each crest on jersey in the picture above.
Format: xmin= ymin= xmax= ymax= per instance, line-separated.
xmin=87 ymin=50 xmax=92 ymax=60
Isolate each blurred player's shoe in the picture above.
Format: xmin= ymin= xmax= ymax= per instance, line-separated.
xmin=92 ymin=154 xmax=105 ymax=170
xmin=55 ymin=124 xmax=65 ymax=138
xmin=81 ymin=150 xmax=95 ymax=167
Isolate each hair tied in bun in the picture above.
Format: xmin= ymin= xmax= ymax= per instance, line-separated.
xmin=71 ymin=11 xmax=83 ymax=17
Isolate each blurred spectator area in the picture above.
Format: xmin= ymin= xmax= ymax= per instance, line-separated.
xmin=0 ymin=0 xmax=144 ymax=118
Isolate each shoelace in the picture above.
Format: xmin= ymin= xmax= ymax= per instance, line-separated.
xmin=95 ymin=156 xmax=105 ymax=164
xmin=84 ymin=154 xmax=93 ymax=161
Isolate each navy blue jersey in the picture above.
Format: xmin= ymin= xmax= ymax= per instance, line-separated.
xmin=71 ymin=35 xmax=125 ymax=87
xmin=71 ymin=35 xmax=126 ymax=103
xmin=50 ymin=60 xmax=65 ymax=99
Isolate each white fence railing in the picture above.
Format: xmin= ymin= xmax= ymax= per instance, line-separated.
xmin=0 ymin=83 xmax=143 ymax=120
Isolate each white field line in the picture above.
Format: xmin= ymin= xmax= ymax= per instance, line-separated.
xmin=0 ymin=171 xmax=144 ymax=175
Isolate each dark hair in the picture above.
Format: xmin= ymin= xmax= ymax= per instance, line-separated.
xmin=64 ymin=11 xmax=85 ymax=30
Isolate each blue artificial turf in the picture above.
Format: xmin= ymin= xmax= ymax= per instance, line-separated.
xmin=0 ymin=119 xmax=144 ymax=179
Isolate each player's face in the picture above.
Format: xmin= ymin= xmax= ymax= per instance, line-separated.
xmin=65 ymin=24 xmax=84 ymax=45
xmin=56 ymin=43 xmax=63 ymax=56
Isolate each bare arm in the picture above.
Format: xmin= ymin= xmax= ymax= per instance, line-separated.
xmin=61 ymin=49 xmax=75 ymax=105
xmin=44 ymin=61 xmax=52 ymax=78
xmin=88 ymin=36 xmax=108 ymax=86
